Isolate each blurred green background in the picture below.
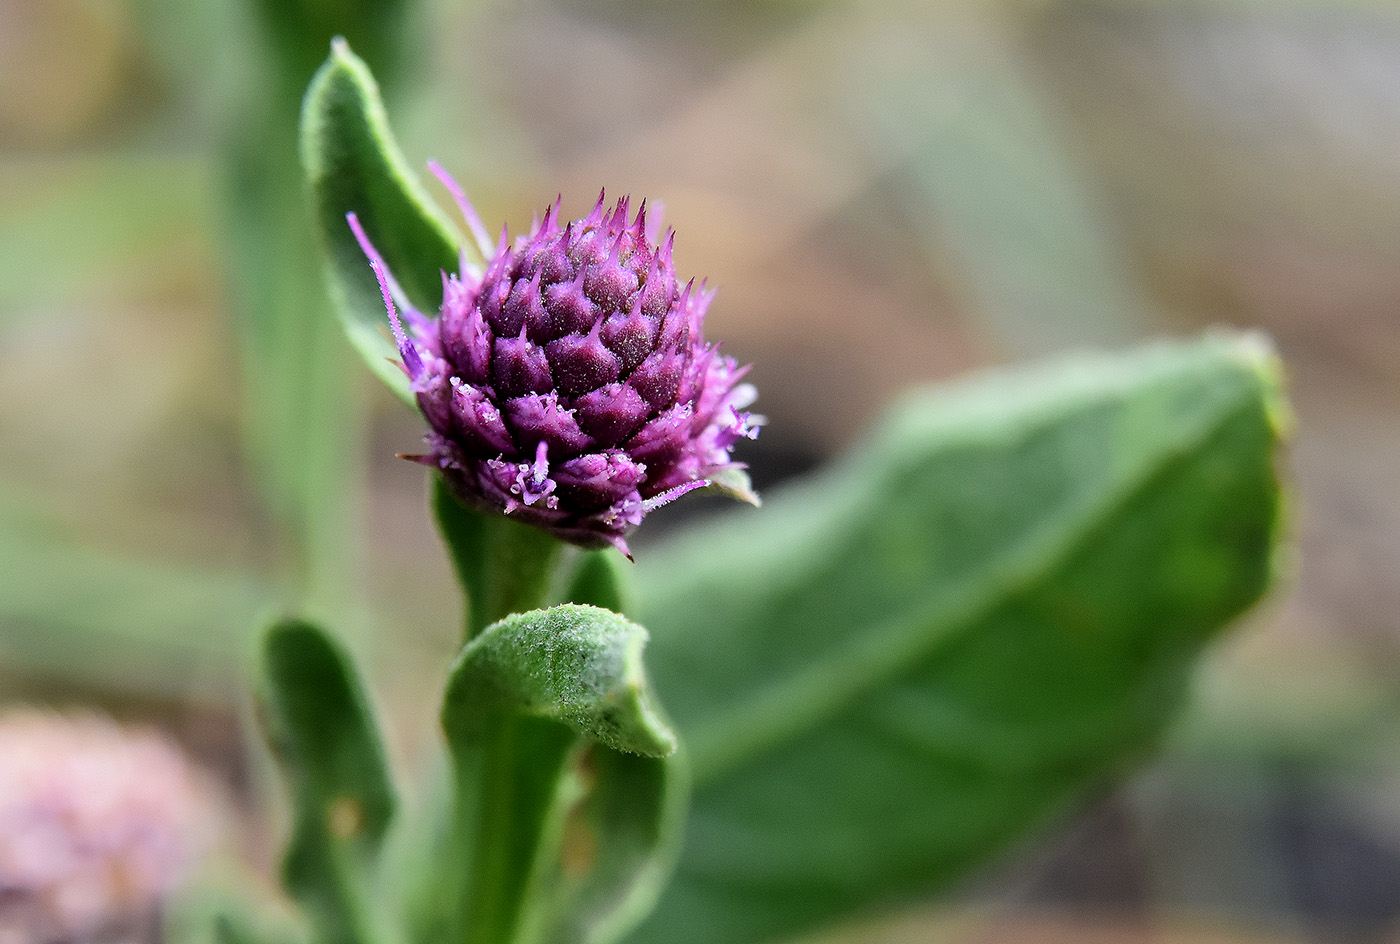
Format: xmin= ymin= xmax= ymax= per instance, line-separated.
xmin=3 ymin=0 xmax=1400 ymax=941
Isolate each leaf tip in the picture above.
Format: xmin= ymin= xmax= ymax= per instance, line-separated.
xmin=1228 ymin=328 xmax=1293 ymax=443
xmin=262 ymin=616 xmax=317 ymax=660
xmin=325 ymin=36 xmax=370 ymax=78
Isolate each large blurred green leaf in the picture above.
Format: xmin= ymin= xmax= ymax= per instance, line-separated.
xmin=260 ymin=620 xmax=397 ymax=944
xmin=0 ymin=516 xmax=265 ymax=700
xmin=441 ymin=605 xmax=686 ymax=944
xmin=627 ymin=332 xmax=1285 ymax=944
xmin=301 ymin=39 xmax=460 ymax=404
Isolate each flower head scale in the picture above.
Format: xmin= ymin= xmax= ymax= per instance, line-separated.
xmin=350 ymin=168 xmax=759 ymax=558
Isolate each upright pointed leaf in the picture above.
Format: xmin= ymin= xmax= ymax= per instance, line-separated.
xmin=250 ymin=0 xmax=413 ymax=101
xmin=301 ymin=39 xmax=460 ymax=401
xmin=628 ymin=332 xmax=1286 ymax=944
xmin=260 ymin=620 xmax=397 ymax=944
xmin=441 ymin=605 xmax=686 ymax=944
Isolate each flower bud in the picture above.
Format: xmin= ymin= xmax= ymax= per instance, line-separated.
xmin=351 ymin=169 xmax=759 ymax=557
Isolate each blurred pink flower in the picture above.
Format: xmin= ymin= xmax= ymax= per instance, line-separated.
xmin=0 ymin=711 xmax=217 ymax=944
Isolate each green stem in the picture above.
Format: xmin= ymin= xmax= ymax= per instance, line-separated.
xmin=433 ymin=477 xmax=574 ymax=943
xmin=454 ymin=718 xmax=577 ymax=944
xmin=432 ymin=475 xmax=565 ymax=639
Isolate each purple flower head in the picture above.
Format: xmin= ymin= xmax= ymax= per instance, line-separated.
xmin=350 ymin=166 xmax=760 ymax=557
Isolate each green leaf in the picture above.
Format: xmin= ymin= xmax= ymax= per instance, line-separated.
xmin=703 ymin=465 xmax=761 ymax=508
xmin=214 ymin=916 xmax=273 ymax=944
xmin=249 ymin=0 xmax=414 ymax=102
xmin=209 ymin=909 xmax=304 ymax=944
xmin=627 ymin=332 xmax=1286 ymax=944
xmin=447 ymin=606 xmax=675 ymax=757
xmin=537 ymin=748 xmax=688 ymax=944
xmin=163 ymin=874 xmax=308 ymax=944
xmin=259 ymin=620 xmax=397 ymax=944
xmin=301 ymin=39 xmax=461 ymax=403
xmin=441 ymin=605 xmax=686 ymax=944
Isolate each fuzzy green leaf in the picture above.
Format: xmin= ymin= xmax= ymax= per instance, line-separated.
xmin=628 ymin=332 xmax=1287 ymax=944
xmin=441 ymin=605 xmax=685 ymax=944
xmin=446 ymin=605 xmax=675 ymax=758
xmin=259 ymin=620 xmax=396 ymax=944
xmin=300 ymin=39 xmax=460 ymax=403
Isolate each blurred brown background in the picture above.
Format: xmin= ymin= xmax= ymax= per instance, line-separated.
xmin=3 ymin=0 xmax=1400 ymax=941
